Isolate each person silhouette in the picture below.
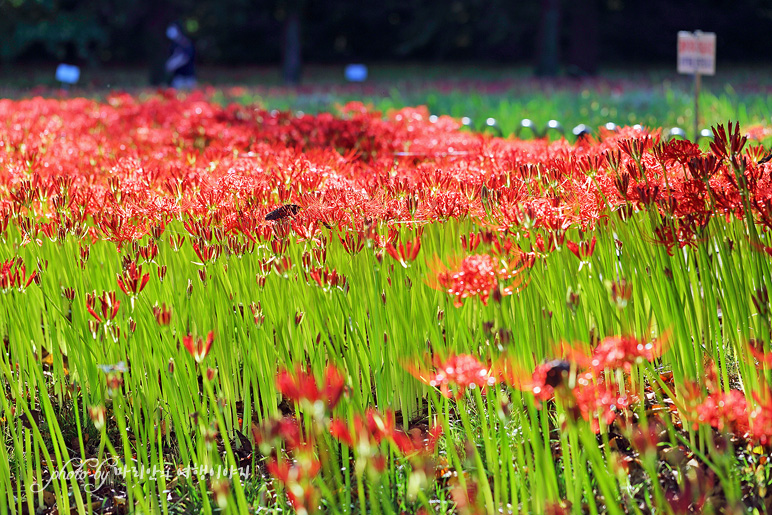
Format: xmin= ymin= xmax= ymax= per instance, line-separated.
xmin=165 ymin=22 xmax=196 ymax=89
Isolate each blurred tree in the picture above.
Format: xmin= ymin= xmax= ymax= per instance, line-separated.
xmin=535 ymin=0 xmax=561 ymax=76
xmin=279 ymin=0 xmax=304 ymax=84
xmin=370 ymin=0 xmax=536 ymax=61
xmin=2 ymin=0 xmax=772 ymax=70
xmin=0 ymin=0 xmax=107 ymax=64
xmin=566 ymin=0 xmax=599 ymax=76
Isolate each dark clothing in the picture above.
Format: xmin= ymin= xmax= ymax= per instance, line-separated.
xmin=171 ymin=42 xmax=195 ymax=78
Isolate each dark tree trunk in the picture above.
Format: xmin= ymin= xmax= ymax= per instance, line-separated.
xmin=147 ymin=1 xmax=175 ymax=86
xmin=566 ymin=0 xmax=599 ymax=76
xmin=282 ymin=10 xmax=302 ymax=85
xmin=535 ymin=0 xmax=561 ymax=77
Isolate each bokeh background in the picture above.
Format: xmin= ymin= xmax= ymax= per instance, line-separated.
xmin=2 ymin=0 xmax=770 ymax=85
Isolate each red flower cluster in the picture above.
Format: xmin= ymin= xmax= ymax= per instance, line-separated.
xmin=431 ymin=254 xmax=527 ymax=307
xmin=695 ymin=390 xmax=751 ymax=435
xmin=3 ymin=94 xmax=770 ymax=262
xmin=253 ymin=416 xmax=305 ymax=454
xmin=565 ymin=236 xmax=596 ymax=261
xmin=330 ymin=409 xmax=443 ymax=479
xmin=307 ymin=266 xmax=347 ymax=291
xmin=330 ymin=409 xmax=407 ymax=460
xmin=252 ymin=411 xmax=320 ymax=512
xmin=517 ymin=334 xmax=663 ymax=432
xmin=276 ymin=365 xmax=346 ymax=412
xmin=385 ymin=233 xmax=422 ymax=267
xmin=117 ymin=261 xmax=150 ymax=297
xmin=266 ymin=457 xmax=320 ymax=514
xmin=85 ymin=290 xmax=120 ymax=323
xmin=408 ymin=353 xmax=497 ymax=399
xmin=0 ymin=257 xmax=37 ymax=291
xmin=572 ymin=373 xmax=632 ymax=430
xmin=694 ymin=390 xmax=772 ymax=445
xmin=587 ymin=335 xmax=663 ymax=373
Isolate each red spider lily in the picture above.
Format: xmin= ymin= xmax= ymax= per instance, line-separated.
xmin=0 ymin=258 xmax=37 ymax=291
xmin=252 ymin=416 xmax=305 ymax=452
xmin=460 ymin=231 xmax=482 ymax=252
xmin=710 ymin=122 xmax=747 ymax=162
xmin=276 ymin=364 xmax=345 ymax=412
xmin=86 ymin=291 xmax=120 ymax=323
xmin=183 ymin=218 xmax=213 ymax=242
xmin=301 ymin=251 xmax=314 ymax=270
xmin=338 ymin=232 xmax=366 ymax=255
xmin=271 ymin=237 xmax=289 ymax=255
xmin=191 ymin=240 xmax=222 ymax=263
xmin=250 ymin=301 xmax=265 ymax=325
xmin=292 ymin=219 xmax=325 ymax=243
xmin=271 ymin=219 xmax=293 ymax=239
xmin=272 ymin=256 xmax=293 ymax=275
xmin=405 ymin=423 xmax=443 ymax=455
xmin=608 ymin=278 xmax=633 ymax=309
xmin=406 ymin=354 xmax=497 ymax=400
xmin=168 ymin=234 xmax=185 ymax=251
xmin=369 ymin=227 xmax=399 ymax=249
xmin=428 ymin=254 xmax=528 ymax=307
xmin=749 ymin=392 xmax=772 ymax=445
xmin=137 ymin=240 xmax=158 ymax=261
xmin=330 ymin=408 xmax=427 ymax=467
xmin=182 ymin=331 xmax=214 ymax=363
xmin=307 ymin=266 xmax=347 ymax=290
xmin=491 ymin=355 xmax=536 ymax=392
xmin=385 ymin=234 xmax=422 ymax=267
xmin=266 ymin=456 xmax=321 ymax=484
xmin=695 ymin=390 xmax=751 ymax=436
xmin=619 ymin=135 xmax=657 ymax=162
xmin=686 ymin=373 xmax=772 ymax=445
xmin=588 ymin=335 xmax=664 ymax=373
xmin=572 ymin=374 xmax=632 ymax=432
xmin=747 ymin=339 xmax=772 ymax=366
xmin=505 ymin=333 xmax=660 ymax=430
xmin=330 ymin=408 xmax=397 ymax=448
xmin=62 ymin=287 xmax=75 ymax=301
xmin=0 ymin=97 xmax=761 ymax=243
xmin=116 ymin=262 xmax=150 ymax=297
xmin=266 ymin=453 xmax=320 ymax=515
xmin=565 ymin=236 xmax=596 ymax=260
xmin=88 ymin=405 xmax=106 ymax=431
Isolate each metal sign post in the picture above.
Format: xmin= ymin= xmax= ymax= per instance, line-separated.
xmin=677 ymin=31 xmax=716 ymax=141
xmin=694 ymin=70 xmax=701 ymax=143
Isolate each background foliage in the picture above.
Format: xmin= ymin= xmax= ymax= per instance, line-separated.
xmin=2 ymin=0 xmax=772 ymax=69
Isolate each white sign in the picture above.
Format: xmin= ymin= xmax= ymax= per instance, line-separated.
xmin=55 ymin=63 xmax=81 ymax=84
xmin=344 ymin=64 xmax=368 ymax=82
xmin=677 ymin=31 xmax=715 ymax=75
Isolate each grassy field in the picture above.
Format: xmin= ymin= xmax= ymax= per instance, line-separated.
xmin=2 ymin=70 xmax=772 ymax=514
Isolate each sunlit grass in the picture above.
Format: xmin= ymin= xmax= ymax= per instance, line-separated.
xmin=1 ymin=92 xmax=772 ymax=513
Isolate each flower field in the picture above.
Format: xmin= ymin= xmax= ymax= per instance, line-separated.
xmin=2 ymin=90 xmax=772 ymax=514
